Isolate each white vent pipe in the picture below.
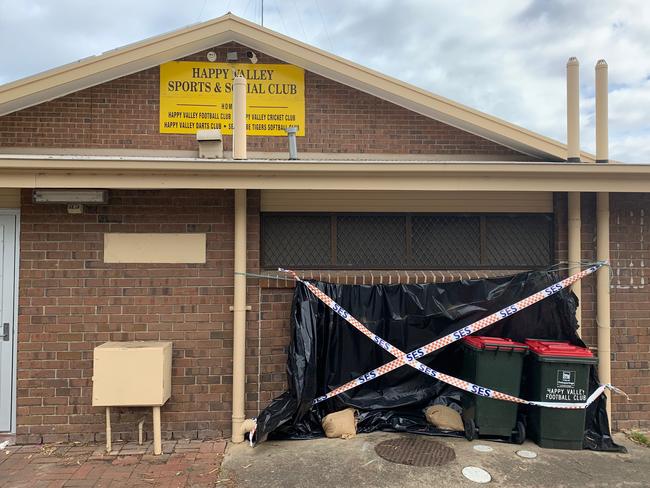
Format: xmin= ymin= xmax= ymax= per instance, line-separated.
xmin=233 ymin=76 xmax=247 ymax=160
xmin=566 ymin=57 xmax=581 ymax=162
xmin=566 ymin=57 xmax=582 ymax=331
xmin=595 ymin=60 xmax=609 ymax=164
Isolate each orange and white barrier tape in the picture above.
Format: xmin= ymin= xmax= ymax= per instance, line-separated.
xmin=280 ymin=263 xmax=624 ymax=409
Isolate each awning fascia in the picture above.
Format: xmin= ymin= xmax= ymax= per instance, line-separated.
xmin=0 ymin=156 xmax=648 ymax=192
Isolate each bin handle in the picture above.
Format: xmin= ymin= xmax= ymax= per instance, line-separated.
xmin=482 ymin=343 xmax=528 ymax=353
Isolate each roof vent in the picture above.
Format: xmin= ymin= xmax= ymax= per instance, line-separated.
xmin=196 ymin=129 xmax=223 ymax=159
xmin=286 ymin=126 xmax=298 ymax=160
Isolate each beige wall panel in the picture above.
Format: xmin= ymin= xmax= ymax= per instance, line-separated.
xmin=261 ymin=190 xmax=553 ymax=213
xmin=104 ymin=233 xmax=206 ymax=263
xmin=0 ymin=188 xmax=21 ymax=207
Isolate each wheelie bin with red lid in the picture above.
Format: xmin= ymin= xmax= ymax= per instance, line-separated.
xmin=460 ymin=336 xmax=529 ymax=443
xmin=524 ymin=339 xmax=598 ymax=450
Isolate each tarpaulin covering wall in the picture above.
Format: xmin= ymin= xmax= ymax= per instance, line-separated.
xmin=254 ymin=270 xmax=623 ymax=451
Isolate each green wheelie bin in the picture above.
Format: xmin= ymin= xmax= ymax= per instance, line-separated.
xmin=523 ymin=339 xmax=598 ymax=450
xmin=460 ymin=336 xmax=529 ymax=443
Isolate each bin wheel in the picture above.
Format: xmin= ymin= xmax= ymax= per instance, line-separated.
xmin=512 ymin=420 xmax=526 ymax=445
xmin=463 ymin=418 xmax=478 ymax=441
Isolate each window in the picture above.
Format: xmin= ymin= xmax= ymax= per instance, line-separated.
xmin=261 ymin=213 xmax=553 ymax=270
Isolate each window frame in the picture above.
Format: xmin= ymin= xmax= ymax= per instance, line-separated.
xmin=261 ymin=212 xmax=555 ymax=270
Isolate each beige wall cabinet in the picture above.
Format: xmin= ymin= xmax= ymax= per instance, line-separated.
xmin=92 ymin=341 xmax=173 ymax=455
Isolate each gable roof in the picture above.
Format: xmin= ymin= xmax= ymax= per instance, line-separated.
xmin=0 ymin=13 xmax=592 ymax=162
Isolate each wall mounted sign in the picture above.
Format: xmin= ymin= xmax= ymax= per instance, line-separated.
xmin=159 ymin=61 xmax=305 ymax=136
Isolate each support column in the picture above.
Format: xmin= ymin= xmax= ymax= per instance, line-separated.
xmin=568 ymin=192 xmax=582 ymax=332
xmin=232 ymin=189 xmax=247 ymax=442
xmin=596 ymin=192 xmax=611 ymax=425
xmin=595 ymin=59 xmax=611 ymax=425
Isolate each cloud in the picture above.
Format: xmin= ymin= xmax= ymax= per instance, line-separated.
xmin=0 ymin=0 xmax=192 ymax=82
xmin=1 ymin=0 xmax=648 ymax=162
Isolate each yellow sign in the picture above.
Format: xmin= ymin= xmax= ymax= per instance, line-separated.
xmin=159 ymin=62 xmax=305 ymax=136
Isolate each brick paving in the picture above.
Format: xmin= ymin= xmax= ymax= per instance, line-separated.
xmin=0 ymin=439 xmax=231 ymax=488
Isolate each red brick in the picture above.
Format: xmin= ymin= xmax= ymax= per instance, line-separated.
xmin=0 ymin=43 xmax=529 ymax=158
xmin=16 ymin=189 xmax=259 ymax=441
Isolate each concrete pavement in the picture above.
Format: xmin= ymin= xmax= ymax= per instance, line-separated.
xmin=221 ymin=432 xmax=647 ymax=488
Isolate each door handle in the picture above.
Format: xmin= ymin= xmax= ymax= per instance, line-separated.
xmin=1 ymin=323 xmax=9 ymax=341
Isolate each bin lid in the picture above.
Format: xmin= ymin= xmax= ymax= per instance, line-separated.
xmin=462 ymin=336 xmax=528 ymax=352
xmin=524 ymin=339 xmax=593 ymax=358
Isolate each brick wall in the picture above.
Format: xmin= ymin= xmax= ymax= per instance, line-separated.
xmin=16 ymin=189 xmax=260 ymax=444
xmin=4 ymin=39 xmax=648 ymax=440
xmin=14 ymin=189 xmax=650 ymax=443
xmin=0 ymin=43 xmax=532 ymax=158
xmin=256 ymin=194 xmax=650 ymax=432
xmin=547 ymin=193 xmax=650 ymax=431
xmin=607 ymin=194 xmax=650 ymax=430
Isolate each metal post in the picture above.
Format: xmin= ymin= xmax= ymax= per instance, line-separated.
xmin=105 ymin=407 xmax=112 ymax=453
xmin=138 ymin=417 xmax=145 ymax=445
xmin=153 ymin=406 xmax=162 ymax=455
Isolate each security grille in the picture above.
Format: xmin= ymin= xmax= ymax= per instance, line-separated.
xmin=262 ymin=215 xmax=331 ymax=267
xmin=412 ymin=216 xmax=481 ymax=268
xmin=337 ymin=216 xmax=406 ymax=267
xmin=486 ymin=215 xmax=552 ymax=267
xmin=261 ymin=213 xmax=553 ymax=270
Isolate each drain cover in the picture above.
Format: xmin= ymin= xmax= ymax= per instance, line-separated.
xmin=462 ymin=466 xmax=492 ymax=484
xmin=516 ymin=449 xmax=538 ymax=459
xmin=473 ymin=444 xmax=494 ymax=453
xmin=374 ymin=437 xmax=456 ymax=467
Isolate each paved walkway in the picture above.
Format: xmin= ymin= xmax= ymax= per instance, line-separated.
xmin=0 ymin=439 xmax=230 ymax=488
xmin=2 ymin=433 xmax=647 ymax=487
xmin=221 ymin=432 xmax=648 ymax=488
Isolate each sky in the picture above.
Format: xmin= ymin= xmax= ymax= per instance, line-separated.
xmin=1 ymin=0 xmax=649 ymax=162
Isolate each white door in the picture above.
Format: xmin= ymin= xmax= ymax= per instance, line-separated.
xmin=0 ymin=214 xmax=17 ymax=432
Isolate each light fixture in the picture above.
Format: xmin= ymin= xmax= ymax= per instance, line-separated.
xmin=32 ymin=189 xmax=108 ymax=204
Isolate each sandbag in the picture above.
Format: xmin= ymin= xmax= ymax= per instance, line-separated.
xmin=424 ymin=405 xmax=464 ymax=431
xmin=322 ymin=408 xmax=357 ymax=439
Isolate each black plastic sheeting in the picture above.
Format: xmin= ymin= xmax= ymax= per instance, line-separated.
xmin=253 ymin=270 xmax=624 ymax=452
